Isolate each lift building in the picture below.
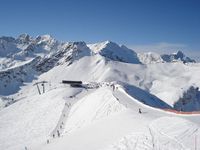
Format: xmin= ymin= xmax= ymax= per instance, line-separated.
xmin=62 ymin=80 xmax=83 ymax=88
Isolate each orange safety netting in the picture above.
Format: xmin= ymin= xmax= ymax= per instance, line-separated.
xmin=163 ymin=109 xmax=200 ymax=114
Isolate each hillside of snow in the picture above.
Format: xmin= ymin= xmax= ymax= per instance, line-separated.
xmin=0 ymin=34 xmax=200 ymax=150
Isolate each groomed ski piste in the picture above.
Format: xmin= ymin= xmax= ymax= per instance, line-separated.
xmin=38 ymin=84 xmax=200 ymax=150
xmin=0 ymin=36 xmax=200 ymax=150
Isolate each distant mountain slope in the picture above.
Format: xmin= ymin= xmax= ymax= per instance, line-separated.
xmin=88 ymin=41 xmax=141 ymax=64
xmin=174 ymin=86 xmax=200 ymax=111
xmin=0 ymin=34 xmax=60 ymax=70
xmin=161 ymin=50 xmax=196 ymax=63
xmin=137 ymin=52 xmax=164 ymax=64
xmin=138 ymin=51 xmax=195 ymax=64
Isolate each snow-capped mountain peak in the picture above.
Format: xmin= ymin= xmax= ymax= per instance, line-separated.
xmin=88 ymin=40 xmax=141 ymax=64
xmin=35 ymin=34 xmax=54 ymax=42
xmin=87 ymin=40 xmax=112 ymax=53
xmin=17 ymin=34 xmax=32 ymax=43
xmin=161 ymin=50 xmax=195 ymax=63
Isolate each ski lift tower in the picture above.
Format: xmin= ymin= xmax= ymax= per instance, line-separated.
xmin=33 ymin=81 xmax=48 ymax=95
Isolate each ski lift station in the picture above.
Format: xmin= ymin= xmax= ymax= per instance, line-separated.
xmin=62 ymin=80 xmax=83 ymax=88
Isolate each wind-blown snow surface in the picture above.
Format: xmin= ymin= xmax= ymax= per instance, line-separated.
xmin=0 ymin=34 xmax=200 ymax=150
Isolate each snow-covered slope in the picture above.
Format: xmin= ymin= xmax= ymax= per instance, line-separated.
xmin=0 ymin=34 xmax=200 ymax=150
xmin=38 ymin=85 xmax=200 ymax=150
xmin=103 ymin=116 xmax=200 ymax=150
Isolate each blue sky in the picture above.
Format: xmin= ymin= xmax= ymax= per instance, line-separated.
xmin=0 ymin=0 xmax=200 ymax=55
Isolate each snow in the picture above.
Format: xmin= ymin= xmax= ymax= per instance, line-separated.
xmin=103 ymin=117 xmax=200 ymax=150
xmin=0 ymin=86 xmax=84 ymax=150
xmin=38 ymin=86 xmax=200 ymax=150
xmin=137 ymin=52 xmax=164 ymax=64
xmin=63 ymin=87 xmax=126 ymax=133
xmin=0 ymin=35 xmax=200 ymax=150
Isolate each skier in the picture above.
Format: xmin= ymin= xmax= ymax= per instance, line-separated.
xmin=52 ymin=134 xmax=55 ymax=138
xmin=47 ymin=139 xmax=50 ymax=144
xmin=57 ymin=130 xmax=60 ymax=137
xmin=111 ymin=84 xmax=115 ymax=91
xmin=139 ymin=108 xmax=142 ymax=114
xmin=25 ymin=146 xmax=28 ymax=150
